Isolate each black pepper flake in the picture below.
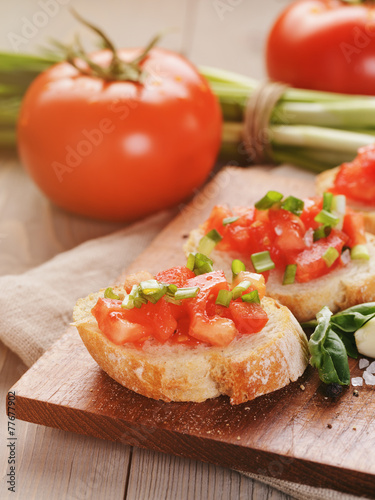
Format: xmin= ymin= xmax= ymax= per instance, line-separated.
xmin=326 ymin=383 xmax=343 ymax=398
xmin=327 ymin=423 xmax=332 ymax=429
xmin=353 ymin=390 xmax=359 ymax=397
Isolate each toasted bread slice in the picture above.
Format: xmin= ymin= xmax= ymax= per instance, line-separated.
xmin=316 ymin=167 xmax=375 ymax=234
xmin=73 ymin=287 xmax=308 ymax=405
xmin=185 ymin=228 xmax=375 ymax=323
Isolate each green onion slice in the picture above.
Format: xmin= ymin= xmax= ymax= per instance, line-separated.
xmin=174 ymin=286 xmax=200 ymax=300
xmin=231 ymin=259 xmax=246 ymax=277
xmin=251 ymin=251 xmax=275 ymax=273
xmin=322 ymin=247 xmax=340 ymax=267
xmin=193 ymin=253 xmax=214 ymax=275
xmin=313 ymin=225 xmax=331 ymax=242
xmin=351 ymin=244 xmax=370 ymax=260
xmin=331 ymin=194 xmax=346 ymax=230
xmin=104 ymin=287 xmax=120 ymax=300
xmin=223 ymin=216 xmax=239 ymax=225
xmin=140 ymin=279 xmax=161 ymax=295
xmin=283 ymin=264 xmax=297 ymax=285
xmin=216 ymin=289 xmax=232 ymax=307
xmin=232 ymin=280 xmax=251 ymax=300
xmin=186 ymin=253 xmax=196 ymax=271
xmin=242 ymin=290 xmax=260 ymax=304
xmin=314 ymin=209 xmax=339 ymax=227
xmin=255 ymin=190 xmax=283 ymax=210
xmin=198 ymin=229 xmax=223 ymax=255
xmin=323 ymin=192 xmax=333 ymax=212
xmin=281 ymin=196 xmax=304 ymax=216
xmin=121 ymin=294 xmax=135 ymax=310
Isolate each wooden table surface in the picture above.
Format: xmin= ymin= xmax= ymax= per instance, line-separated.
xmin=1 ymin=1 xmax=310 ymax=499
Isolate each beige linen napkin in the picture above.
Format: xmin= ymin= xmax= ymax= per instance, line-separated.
xmin=0 ymin=210 xmax=361 ymax=500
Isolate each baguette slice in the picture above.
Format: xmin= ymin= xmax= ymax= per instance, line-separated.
xmin=185 ymin=228 xmax=375 ymax=323
xmin=73 ymin=287 xmax=309 ymax=405
xmin=316 ymin=167 xmax=375 ymax=234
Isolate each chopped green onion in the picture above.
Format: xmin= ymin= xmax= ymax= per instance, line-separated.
xmin=332 ymin=194 xmax=346 ymax=214
xmin=242 ymin=290 xmax=260 ymax=304
xmin=231 ymin=259 xmax=246 ymax=277
xmin=283 ymin=264 xmax=297 ymax=285
xmin=322 ymin=247 xmax=340 ymax=267
xmin=255 ymin=190 xmax=283 ymax=210
xmin=351 ymin=244 xmax=370 ymax=260
xmin=314 ymin=209 xmax=339 ymax=227
xmin=166 ymin=283 xmax=178 ymax=295
xmin=323 ymin=192 xmax=333 ymax=212
xmin=223 ymin=216 xmax=239 ymax=225
xmin=198 ymin=229 xmax=223 ymax=255
xmin=186 ymin=253 xmax=196 ymax=271
xmin=193 ymin=253 xmax=214 ymax=275
xmin=128 ymin=285 xmax=147 ymax=308
xmin=121 ymin=294 xmax=135 ymax=310
xmin=232 ymin=280 xmax=251 ymax=300
xmin=281 ymin=196 xmax=304 ymax=216
xmin=331 ymin=194 xmax=346 ymax=230
xmin=139 ymin=279 xmax=161 ymax=295
xmin=174 ymin=286 xmax=200 ymax=300
xmin=104 ymin=287 xmax=120 ymax=300
xmin=216 ymin=289 xmax=232 ymax=307
xmin=313 ymin=225 xmax=331 ymax=241
xmin=251 ymin=251 xmax=275 ymax=273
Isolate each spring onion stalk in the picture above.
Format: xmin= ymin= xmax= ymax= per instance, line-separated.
xmin=232 ymin=280 xmax=252 ymax=300
xmin=242 ymin=290 xmax=260 ymax=304
xmin=2 ymin=53 xmax=375 ymax=171
xmin=198 ymin=229 xmax=222 ymax=255
xmin=231 ymin=259 xmax=246 ymax=277
xmin=216 ymin=289 xmax=232 ymax=307
xmin=283 ymin=264 xmax=297 ymax=285
xmin=322 ymin=247 xmax=340 ymax=267
xmin=351 ymin=244 xmax=370 ymax=260
xmin=281 ymin=196 xmax=304 ymax=216
xmin=251 ymin=251 xmax=275 ymax=273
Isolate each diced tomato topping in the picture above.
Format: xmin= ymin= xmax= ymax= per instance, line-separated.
xmin=120 ymin=299 xmax=177 ymax=343
xmin=202 ymin=193 xmax=367 ymax=285
xmin=299 ymin=197 xmax=323 ymax=230
xmin=229 ymin=302 xmax=268 ymax=334
xmin=268 ymin=208 xmax=306 ymax=255
xmin=343 ymin=209 xmax=367 ymax=247
xmin=92 ymin=298 xmax=152 ymax=345
xmin=332 ymin=145 xmax=375 ymax=206
xmin=93 ymin=269 xmax=269 ymax=348
xmin=155 ymin=266 xmax=195 ymax=287
xmin=294 ymin=230 xmax=348 ymax=283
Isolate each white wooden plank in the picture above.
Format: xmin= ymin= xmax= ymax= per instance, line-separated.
xmin=126 ymin=447 xmax=292 ymax=500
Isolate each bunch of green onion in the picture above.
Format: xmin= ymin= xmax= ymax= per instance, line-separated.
xmin=2 ymin=50 xmax=375 ymax=172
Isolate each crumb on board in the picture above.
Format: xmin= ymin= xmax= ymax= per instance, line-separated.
xmin=353 ymin=390 xmax=359 ymax=397
xmin=327 ymin=424 xmax=332 ymax=429
xmin=300 ymin=384 xmax=306 ymax=391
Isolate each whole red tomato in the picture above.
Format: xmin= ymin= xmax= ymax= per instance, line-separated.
xmin=18 ymin=48 xmax=222 ymax=221
xmin=266 ymin=0 xmax=375 ymax=95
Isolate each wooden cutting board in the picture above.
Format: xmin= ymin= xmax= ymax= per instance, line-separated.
xmin=9 ymin=168 xmax=375 ymax=497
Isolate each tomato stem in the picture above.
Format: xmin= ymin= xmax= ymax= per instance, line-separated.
xmin=60 ymin=9 xmax=162 ymax=83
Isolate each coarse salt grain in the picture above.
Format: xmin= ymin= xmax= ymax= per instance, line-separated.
xmin=363 ymin=371 xmax=375 ymax=385
xmin=351 ymin=377 xmax=363 ymax=387
xmin=366 ymin=360 xmax=375 ymax=374
xmin=359 ymin=358 xmax=370 ymax=370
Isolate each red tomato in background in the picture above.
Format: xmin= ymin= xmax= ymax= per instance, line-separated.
xmin=18 ymin=48 xmax=222 ymax=221
xmin=266 ymin=0 xmax=375 ymax=95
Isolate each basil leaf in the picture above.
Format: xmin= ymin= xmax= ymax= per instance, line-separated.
xmin=331 ymin=302 xmax=375 ymax=332
xmin=309 ymin=307 xmax=350 ymax=385
xmin=334 ymin=328 xmax=359 ymax=360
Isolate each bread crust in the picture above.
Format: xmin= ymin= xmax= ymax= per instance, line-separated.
xmin=185 ymin=228 xmax=375 ymax=323
xmin=73 ymin=290 xmax=309 ymax=405
xmin=316 ymin=167 xmax=375 ymax=234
